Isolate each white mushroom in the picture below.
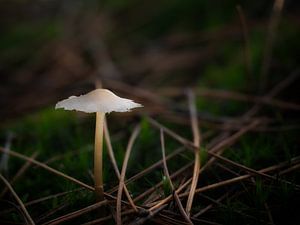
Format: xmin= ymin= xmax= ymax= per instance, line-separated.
xmin=55 ymin=89 xmax=142 ymax=200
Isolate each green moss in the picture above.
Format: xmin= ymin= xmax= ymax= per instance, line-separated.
xmin=162 ymin=175 xmax=172 ymax=197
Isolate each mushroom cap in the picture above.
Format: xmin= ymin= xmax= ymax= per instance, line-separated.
xmin=55 ymin=89 xmax=142 ymax=113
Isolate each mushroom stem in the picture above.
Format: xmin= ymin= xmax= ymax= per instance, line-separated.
xmin=94 ymin=112 xmax=105 ymax=201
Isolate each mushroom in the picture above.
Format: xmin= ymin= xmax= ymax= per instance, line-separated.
xmin=55 ymin=89 xmax=142 ymax=200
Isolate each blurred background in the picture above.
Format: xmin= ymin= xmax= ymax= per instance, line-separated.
xmin=1 ymin=0 xmax=299 ymax=121
xmin=0 ymin=1 xmax=300 ymax=224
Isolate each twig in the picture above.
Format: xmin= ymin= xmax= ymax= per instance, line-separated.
xmin=160 ymin=129 xmax=193 ymax=224
xmin=0 ymin=188 xmax=85 ymax=216
xmin=148 ymin=117 xmax=261 ymax=172
xmin=209 ymin=120 xmax=260 ymax=154
xmin=179 ymin=157 xmax=300 ymax=198
xmin=42 ymin=200 xmax=110 ymax=225
xmin=134 ymin=162 xmax=193 ymax=203
xmin=186 ymin=90 xmax=201 ymax=217
xmin=193 ymin=192 xmax=229 ymax=218
xmin=195 ymin=192 xmax=266 ymax=223
xmin=260 ymin=0 xmax=285 ymax=92
xmin=128 ymin=205 xmax=167 ymax=225
xmin=147 ymin=117 xmax=198 ymax=150
xmin=43 ymin=148 xmax=92 ymax=165
xmin=0 ymin=132 xmax=14 ymax=174
xmin=143 ymin=190 xmax=163 ymax=206
xmin=236 ymin=5 xmax=252 ymax=78
xmin=148 ymin=116 xmax=300 ymax=201
xmin=142 ymin=118 xmax=258 ymax=208
xmin=148 ymin=176 xmax=193 ymax=210
xmin=267 ymin=69 xmax=299 ymax=98
xmin=156 ymin=212 xmax=189 ymax=225
xmin=0 ymin=174 xmax=35 ymax=225
xmin=26 ymin=188 xmax=83 ymax=207
xmin=0 ymin=152 xmax=39 ymax=197
xmin=279 ymin=163 xmax=300 ymax=175
xmin=247 ymin=68 xmax=299 ymax=118
xmin=208 ymin=152 xmax=299 ymax=188
xmin=108 ymin=147 xmax=185 ymax=194
xmin=82 ymin=208 xmax=138 ymax=225
xmin=160 ymin=210 xmax=222 ymax=225
xmin=159 ymin=87 xmax=300 ymax=111
xmin=81 ymin=215 xmax=112 ymax=225
xmin=35 ymin=203 xmax=69 ymax=223
xmin=104 ymin=119 xmax=138 ymax=212
xmin=147 ymin=156 xmax=300 ymax=212
xmin=264 ymin=202 xmax=275 ymax=225
xmin=116 ymin=125 xmax=141 ymax=225
xmin=0 ymin=147 xmax=94 ymax=191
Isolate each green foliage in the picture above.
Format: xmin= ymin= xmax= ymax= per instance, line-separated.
xmin=162 ymin=175 xmax=172 ymax=197
xmin=200 ymin=146 xmax=208 ymax=165
xmin=9 ymin=109 xmax=79 ymax=156
xmin=129 ymin=118 xmax=160 ymax=171
xmin=225 ymin=133 xmax=286 ymax=169
xmin=254 ymin=178 xmax=269 ymax=206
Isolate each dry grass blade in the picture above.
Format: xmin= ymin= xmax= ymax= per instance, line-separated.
xmin=267 ymin=69 xmax=299 ymax=98
xmin=199 ymin=192 xmax=262 ymax=222
xmin=104 ymin=119 xmax=138 ymax=212
xmin=158 ymin=211 xmax=191 ymax=225
xmin=108 ymin=147 xmax=185 ymax=194
xmin=193 ymin=193 xmax=229 ymax=218
xmin=160 ymin=87 xmax=300 ymax=111
xmin=0 ymin=173 xmax=35 ymax=225
xmin=260 ymin=0 xmax=285 ymax=91
xmin=246 ymin=68 xmax=299 ymax=118
xmin=144 ymin=119 xmax=259 ymax=208
xmin=236 ymin=5 xmax=252 ymax=77
xmin=104 ymin=119 xmax=120 ymax=177
xmin=209 ymin=120 xmax=260 ymax=154
xmin=148 ymin=176 xmax=193 ymax=210
xmin=26 ymin=188 xmax=83 ymax=207
xmin=186 ymin=89 xmax=201 ymax=217
xmin=129 ymin=205 xmax=168 ymax=225
xmin=196 ymin=88 xmax=300 ymax=111
xmin=43 ymin=148 xmax=92 ymax=165
xmin=0 ymin=188 xmax=85 ymax=216
xmin=147 ymin=118 xmax=293 ymax=212
xmin=160 ymin=129 xmax=193 ymax=224
xmin=36 ymin=203 xmax=69 ymax=223
xmin=148 ymin=117 xmax=262 ymax=176
xmin=116 ymin=125 xmax=141 ymax=225
xmin=264 ymin=202 xmax=275 ymax=225
xmin=84 ymin=208 xmax=140 ymax=225
xmin=1 ymin=151 xmax=39 ymax=197
xmin=134 ymin=161 xmax=193 ymax=203
xmin=127 ymin=147 xmax=185 ymax=185
xmin=42 ymin=200 xmax=110 ymax=225
xmin=279 ymin=163 xmax=300 ymax=175
xmin=200 ymin=120 xmax=260 ymax=178
xmin=147 ymin=117 xmax=197 ymax=150
xmin=209 ymin=153 xmax=300 ymax=188
xmin=179 ymin=156 xmax=300 ymax=198
xmin=160 ymin=210 xmax=222 ymax=225
xmin=105 ymin=191 xmax=147 ymax=211
xmin=148 ymin=117 xmax=259 ymax=155
xmin=81 ymin=215 xmax=112 ymax=225
xmin=0 ymin=147 xmax=94 ymax=191
xmin=148 ymin=156 xmax=300 ymax=210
